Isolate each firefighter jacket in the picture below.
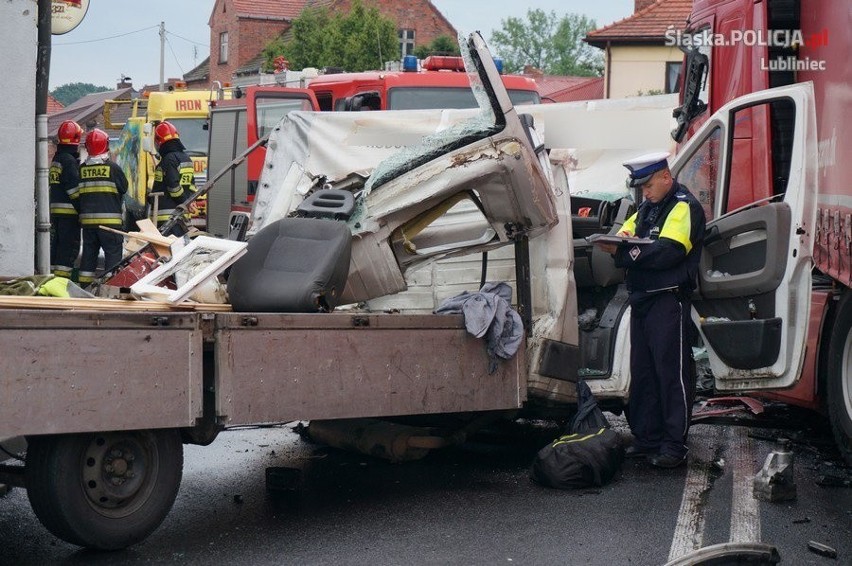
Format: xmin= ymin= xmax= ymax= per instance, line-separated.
xmin=614 ymin=182 xmax=706 ymax=307
xmin=73 ymin=157 xmax=128 ymax=227
xmin=151 ymin=139 xmax=196 ymax=224
xmin=48 ymin=145 xmax=80 ymax=218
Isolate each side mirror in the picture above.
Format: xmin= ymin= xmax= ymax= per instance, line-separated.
xmin=346 ymin=91 xmax=381 ymax=112
xmin=671 ymin=47 xmax=709 ymax=142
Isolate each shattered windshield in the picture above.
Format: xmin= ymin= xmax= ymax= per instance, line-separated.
xmin=365 ymin=36 xmax=503 ymax=193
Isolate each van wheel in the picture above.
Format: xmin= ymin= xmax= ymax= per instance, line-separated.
xmin=826 ymin=292 xmax=852 ymax=465
xmin=25 ymin=429 xmax=183 ymax=550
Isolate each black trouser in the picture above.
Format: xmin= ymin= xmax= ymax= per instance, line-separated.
xmin=628 ymin=292 xmax=696 ymax=459
xmin=50 ymin=216 xmax=80 ymax=278
xmin=79 ymin=228 xmax=123 ymax=286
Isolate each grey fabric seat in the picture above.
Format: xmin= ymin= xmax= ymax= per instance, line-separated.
xmin=228 ymin=218 xmax=352 ymax=312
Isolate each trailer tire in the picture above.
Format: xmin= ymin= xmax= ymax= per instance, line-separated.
xmin=25 ymin=429 xmax=183 ymax=550
xmin=826 ymin=292 xmax=852 ymax=465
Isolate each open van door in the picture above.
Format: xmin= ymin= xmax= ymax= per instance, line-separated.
xmin=670 ymin=83 xmax=818 ymax=391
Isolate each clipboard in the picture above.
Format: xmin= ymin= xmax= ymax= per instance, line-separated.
xmin=586 ymin=233 xmax=655 ymax=246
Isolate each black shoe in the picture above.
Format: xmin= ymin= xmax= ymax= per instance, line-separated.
xmin=650 ymin=453 xmax=687 ymax=468
xmin=625 ymin=445 xmax=657 ymax=458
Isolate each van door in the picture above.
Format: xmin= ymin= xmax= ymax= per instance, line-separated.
xmin=670 ymin=83 xmax=818 ymax=391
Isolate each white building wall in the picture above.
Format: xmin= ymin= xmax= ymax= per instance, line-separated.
xmin=0 ymin=1 xmax=37 ymax=276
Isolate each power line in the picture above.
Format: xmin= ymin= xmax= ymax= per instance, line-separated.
xmin=165 ymin=29 xmax=207 ymax=47
xmin=53 ymin=25 xmax=159 ymax=45
xmin=164 ymin=36 xmax=185 ymax=74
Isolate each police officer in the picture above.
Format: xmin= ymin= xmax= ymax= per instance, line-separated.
xmin=73 ymin=129 xmax=128 ymax=286
xmin=600 ymin=152 xmax=706 ymax=468
xmin=49 ymin=120 xmax=83 ymax=279
xmin=151 ymin=121 xmax=196 ymax=236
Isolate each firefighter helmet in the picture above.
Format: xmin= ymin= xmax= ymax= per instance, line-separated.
xmin=154 ymin=121 xmax=180 ymax=148
xmin=85 ymin=128 xmax=110 ymax=156
xmin=57 ymin=120 xmax=83 ymax=145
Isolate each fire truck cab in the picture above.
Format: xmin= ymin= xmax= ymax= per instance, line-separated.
xmin=306 ymin=55 xmax=541 ymax=111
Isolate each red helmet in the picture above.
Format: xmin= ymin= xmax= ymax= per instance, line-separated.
xmin=85 ymin=128 xmax=110 ymax=156
xmin=57 ymin=120 xmax=83 ymax=145
xmin=154 ymin=121 xmax=180 ymax=148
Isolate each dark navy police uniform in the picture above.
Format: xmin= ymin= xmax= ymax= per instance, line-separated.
xmin=614 ymin=167 xmax=706 ymax=462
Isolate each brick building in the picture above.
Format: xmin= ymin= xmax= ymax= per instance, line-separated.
xmin=201 ymin=0 xmax=455 ymax=89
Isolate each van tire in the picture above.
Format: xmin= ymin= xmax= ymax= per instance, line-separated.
xmin=826 ymin=291 xmax=852 ymax=465
xmin=25 ymin=429 xmax=183 ymax=549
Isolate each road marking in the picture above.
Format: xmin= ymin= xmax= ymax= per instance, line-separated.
xmin=667 ymin=425 xmax=722 ymax=561
xmin=729 ymin=427 xmax=760 ymax=543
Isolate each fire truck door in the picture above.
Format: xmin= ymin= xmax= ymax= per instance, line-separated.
xmin=670 ymin=83 xmax=818 ymax=391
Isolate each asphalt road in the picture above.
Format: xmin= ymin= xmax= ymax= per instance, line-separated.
xmin=1 ymin=410 xmax=849 ymax=565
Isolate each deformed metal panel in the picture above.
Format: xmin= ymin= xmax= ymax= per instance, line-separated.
xmin=215 ymin=313 xmax=526 ymax=424
xmin=0 ymin=311 xmax=203 ymax=437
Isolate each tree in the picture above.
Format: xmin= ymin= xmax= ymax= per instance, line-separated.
xmin=50 ymin=82 xmax=110 ymax=107
xmin=489 ymin=9 xmax=603 ymax=76
xmin=413 ymin=35 xmax=461 ymax=59
xmin=263 ymin=0 xmax=398 ymax=73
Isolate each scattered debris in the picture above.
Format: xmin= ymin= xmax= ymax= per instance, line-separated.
xmin=753 ymin=439 xmax=797 ymax=502
xmin=692 ymin=396 xmax=765 ymax=421
xmin=815 ymin=464 xmax=852 ymax=488
xmin=792 ymin=517 xmax=811 ymax=524
xmin=807 ymin=541 xmax=838 ymax=559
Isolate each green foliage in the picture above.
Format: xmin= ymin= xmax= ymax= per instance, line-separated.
xmin=489 ymin=9 xmax=603 ymax=76
xmin=636 ymin=89 xmax=666 ymax=96
xmin=50 ymin=82 xmax=110 ymax=107
xmin=263 ymin=0 xmax=398 ymax=73
xmin=413 ymin=35 xmax=461 ymax=59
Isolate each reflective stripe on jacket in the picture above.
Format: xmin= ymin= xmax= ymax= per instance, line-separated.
xmin=614 ymin=182 xmax=706 ymax=303
xmin=74 ymin=158 xmax=128 ymax=227
xmin=49 ymin=146 xmax=80 ymax=217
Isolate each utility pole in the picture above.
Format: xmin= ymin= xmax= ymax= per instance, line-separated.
xmin=159 ymin=21 xmax=165 ymax=91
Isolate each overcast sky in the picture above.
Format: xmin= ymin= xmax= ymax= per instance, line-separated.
xmin=48 ymin=0 xmax=635 ymax=91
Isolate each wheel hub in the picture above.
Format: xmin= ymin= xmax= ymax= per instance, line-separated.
xmin=81 ymin=433 xmax=156 ymax=516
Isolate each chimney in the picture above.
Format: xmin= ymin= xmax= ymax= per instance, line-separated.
xmin=635 ymin=0 xmax=657 ymax=12
xmin=523 ymin=65 xmax=544 ymax=78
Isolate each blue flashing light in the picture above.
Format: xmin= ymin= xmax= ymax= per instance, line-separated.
xmin=493 ymin=57 xmax=504 ymax=74
xmin=402 ymin=55 xmax=418 ymax=72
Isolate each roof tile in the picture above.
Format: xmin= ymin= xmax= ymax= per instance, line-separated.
xmin=231 ymin=0 xmax=308 ymax=20
xmin=585 ymin=0 xmax=691 ymax=44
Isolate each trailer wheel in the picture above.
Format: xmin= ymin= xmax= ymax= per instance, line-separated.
xmin=25 ymin=429 xmax=183 ymax=550
xmin=826 ymin=292 xmax=852 ymax=465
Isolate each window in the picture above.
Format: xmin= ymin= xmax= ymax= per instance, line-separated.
xmin=219 ymin=32 xmax=229 ymax=64
xmin=674 ymin=127 xmax=721 ymax=220
xmin=665 ymin=61 xmax=682 ymax=94
xmin=398 ymin=29 xmax=415 ymax=58
xmin=255 ymin=97 xmax=315 ymax=139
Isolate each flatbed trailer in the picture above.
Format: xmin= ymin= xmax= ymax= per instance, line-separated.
xmin=0 ymin=307 xmax=525 ymax=549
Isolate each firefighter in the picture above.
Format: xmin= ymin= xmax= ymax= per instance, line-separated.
xmin=599 ymin=152 xmax=706 ymax=468
xmin=49 ymin=120 xmax=83 ymax=279
xmin=151 ymin=121 xmax=196 ymax=236
xmin=73 ymin=129 xmax=128 ymax=287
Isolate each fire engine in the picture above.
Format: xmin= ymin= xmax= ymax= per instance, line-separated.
xmin=306 ymin=54 xmax=540 ymax=111
xmin=671 ymin=0 xmax=850 ymax=462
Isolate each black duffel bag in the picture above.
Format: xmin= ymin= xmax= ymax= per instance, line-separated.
xmin=531 ymin=427 xmax=624 ymax=489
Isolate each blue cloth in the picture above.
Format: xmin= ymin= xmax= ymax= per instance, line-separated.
xmin=435 ymin=282 xmax=524 ymax=374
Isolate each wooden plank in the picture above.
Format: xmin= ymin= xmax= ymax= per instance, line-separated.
xmin=0 ymin=295 xmax=231 ymax=312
